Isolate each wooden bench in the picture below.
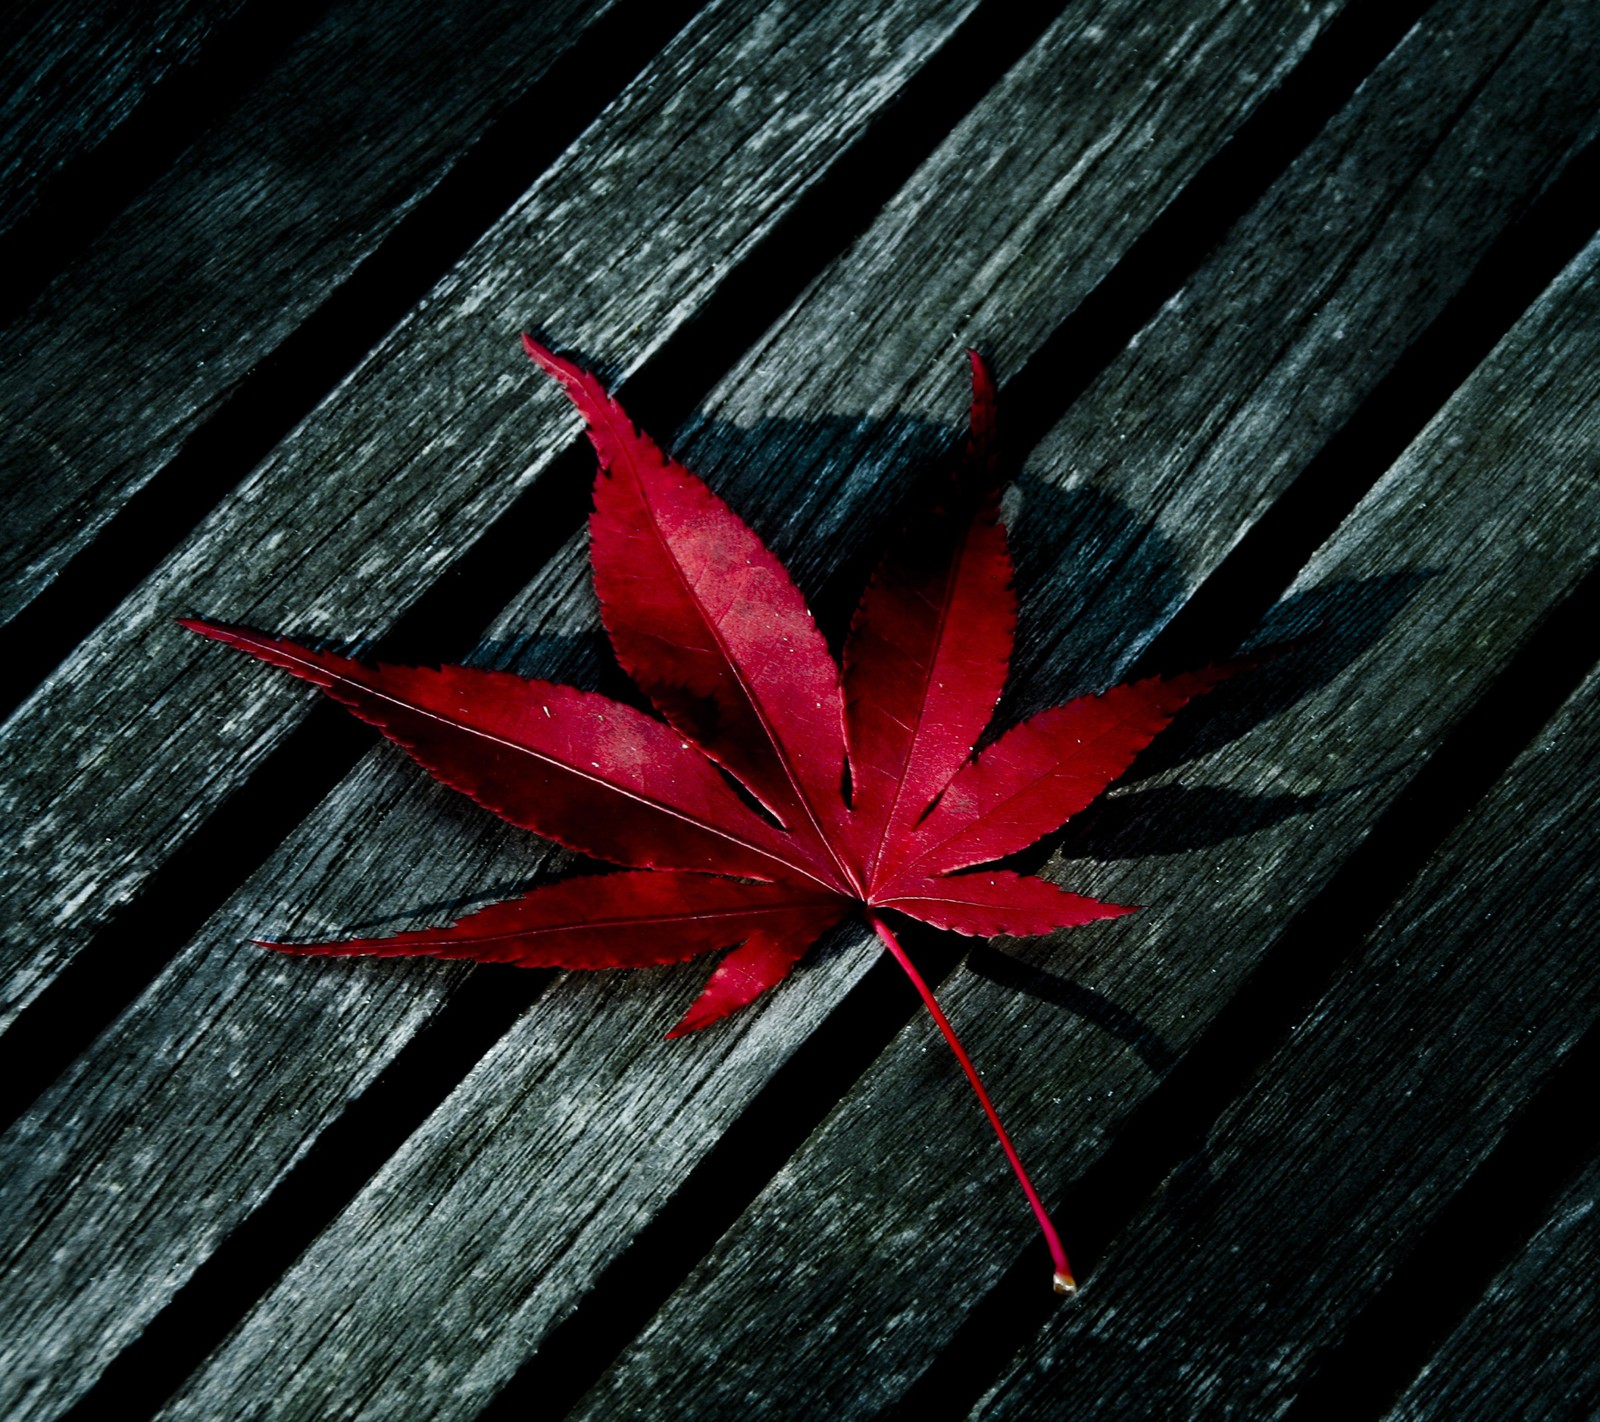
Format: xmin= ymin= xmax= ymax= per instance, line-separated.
xmin=2 ymin=0 xmax=1597 ymax=1416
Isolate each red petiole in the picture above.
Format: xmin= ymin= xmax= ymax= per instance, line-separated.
xmin=867 ymin=911 xmax=1076 ymax=1296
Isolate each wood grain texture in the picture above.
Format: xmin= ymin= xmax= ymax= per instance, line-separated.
xmin=0 ymin=2 xmax=1368 ymax=1417
xmin=568 ymin=30 xmax=1600 ymax=1422
xmin=144 ymin=2 xmax=1600 ymax=1416
xmin=0 ymin=0 xmax=250 ymax=237
xmin=0 ymin=0 xmax=985 ymax=1033
xmin=1383 ymin=1149 xmax=1600 ymax=1422
xmin=0 ymin=0 xmax=628 ymax=624
xmin=975 ymin=649 xmax=1600 ymax=1417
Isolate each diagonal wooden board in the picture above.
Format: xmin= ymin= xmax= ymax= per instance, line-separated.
xmin=975 ymin=641 xmax=1600 ymax=1415
xmin=0 ymin=0 xmax=1385 ymax=1416
xmin=1382 ymin=1147 xmax=1600 ymax=1422
xmin=123 ymin=2 xmax=1600 ymax=1416
xmin=0 ymin=0 xmax=250 ymax=239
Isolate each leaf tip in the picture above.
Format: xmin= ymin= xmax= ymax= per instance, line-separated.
xmin=521 ymin=332 xmax=607 ymax=421
xmin=521 ymin=332 xmax=579 ymax=386
xmin=252 ymin=937 xmax=324 ymax=958
xmin=964 ymin=345 xmax=995 ymax=392
xmin=664 ymin=1004 xmax=713 ymax=1040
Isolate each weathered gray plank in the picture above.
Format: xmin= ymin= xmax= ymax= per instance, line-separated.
xmin=1383 ymin=1150 xmax=1600 ymax=1422
xmin=146 ymin=3 xmax=1600 ymax=1417
xmin=0 ymin=0 xmax=988 ymax=1032
xmin=973 ymin=642 xmax=1600 ymax=1416
xmin=566 ymin=38 xmax=1600 ymax=1422
xmin=0 ymin=1 xmax=1370 ymax=1416
xmin=0 ymin=0 xmax=249 ymax=237
xmin=0 ymin=0 xmax=633 ymax=625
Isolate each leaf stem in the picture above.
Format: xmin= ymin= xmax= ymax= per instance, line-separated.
xmin=867 ymin=912 xmax=1076 ymax=1296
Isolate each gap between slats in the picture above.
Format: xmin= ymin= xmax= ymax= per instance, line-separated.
xmin=1279 ymin=1015 xmax=1600 ymax=1420
xmin=0 ymin=0 xmax=331 ymax=314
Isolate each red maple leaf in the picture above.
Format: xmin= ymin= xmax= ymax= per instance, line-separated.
xmin=183 ymin=337 xmax=1231 ymax=1293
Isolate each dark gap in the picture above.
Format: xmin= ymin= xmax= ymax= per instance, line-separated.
xmin=55 ymin=964 xmax=551 ymax=1422
xmin=0 ymin=450 xmax=591 ymax=1140
xmin=1279 ymin=1018 xmax=1600 ymax=1421
xmin=890 ymin=560 xmax=1600 ymax=1419
xmin=477 ymin=920 xmax=960 ymax=1422
xmin=1138 ymin=124 xmax=1600 ymax=675
xmin=0 ymin=0 xmax=335 ymax=322
xmin=995 ymin=0 xmax=1439 ymax=461
xmin=717 ymin=760 xmax=788 ymax=831
xmin=0 ymin=698 xmax=369 ymax=1137
xmin=0 ymin=0 xmax=709 ymax=720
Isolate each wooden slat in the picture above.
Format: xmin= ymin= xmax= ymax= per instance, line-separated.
xmin=563 ymin=24 xmax=1600 ymax=1422
xmin=0 ymin=0 xmax=989 ymax=1033
xmin=138 ymin=2 xmax=1600 ymax=1416
xmin=974 ymin=651 xmax=1600 ymax=1415
xmin=0 ymin=1 xmax=1371 ymax=1416
xmin=0 ymin=0 xmax=639 ymax=625
xmin=0 ymin=0 xmax=250 ymax=236
xmin=1382 ymin=1149 xmax=1600 ymax=1422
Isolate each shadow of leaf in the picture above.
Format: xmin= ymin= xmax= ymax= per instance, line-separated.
xmin=966 ymin=942 xmax=1178 ymax=1077
xmin=1059 ymin=781 xmax=1365 ymax=861
xmin=1124 ymin=569 xmax=1439 ymax=781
